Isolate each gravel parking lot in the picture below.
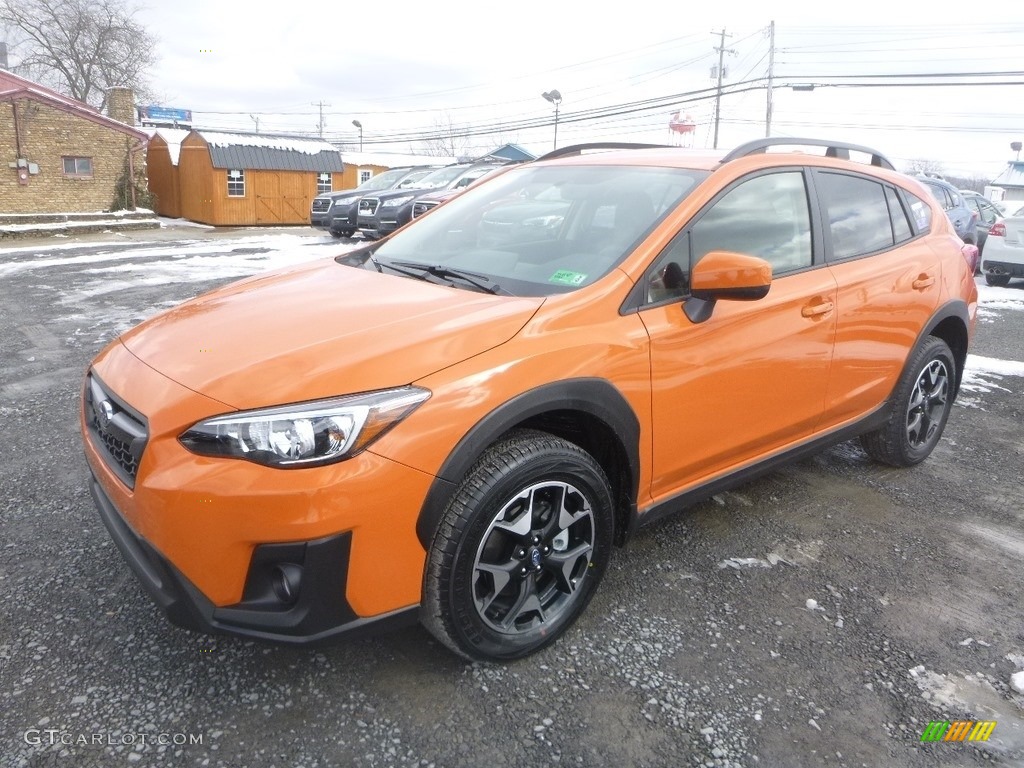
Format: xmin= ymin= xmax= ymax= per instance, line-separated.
xmin=1 ymin=226 xmax=1023 ymax=768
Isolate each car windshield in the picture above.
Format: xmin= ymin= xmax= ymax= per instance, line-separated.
xmin=358 ymin=168 xmax=413 ymax=192
xmin=366 ymin=164 xmax=708 ymax=296
xmin=412 ymin=165 xmax=473 ymax=190
xmin=396 ymin=168 xmax=436 ymax=188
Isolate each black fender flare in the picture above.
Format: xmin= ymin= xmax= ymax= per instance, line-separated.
xmin=912 ymin=298 xmax=971 ymax=393
xmin=415 ymin=378 xmax=640 ymax=550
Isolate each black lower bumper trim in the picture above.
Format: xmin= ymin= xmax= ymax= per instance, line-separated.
xmin=89 ymin=476 xmax=418 ymax=645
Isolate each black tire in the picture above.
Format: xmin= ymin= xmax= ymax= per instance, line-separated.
xmin=422 ymin=429 xmax=614 ymax=661
xmin=860 ymin=336 xmax=956 ymax=467
xmin=329 ymin=229 xmax=345 ymax=239
xmin=985 ymin=273 xmax=1011 ymax=287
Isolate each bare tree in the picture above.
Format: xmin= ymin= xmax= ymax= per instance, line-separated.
xmin=414 ymin=114 xmax=521 ymax=161
xmin=0 ymin=0 xmax=156 ymax=110
xmin=416 ymin=114 xmax=474 ymax=159
xmin=905 ymin=158 xmax=945 ymax=178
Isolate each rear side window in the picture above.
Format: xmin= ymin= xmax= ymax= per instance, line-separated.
xmin=818 ymin=172 xmax=893 ymax=260
xmin=906 ymin=191 xmax=933 ymax=232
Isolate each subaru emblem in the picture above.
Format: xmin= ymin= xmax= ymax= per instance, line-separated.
xmin=96 ymin=399 xmax=114 ymax=429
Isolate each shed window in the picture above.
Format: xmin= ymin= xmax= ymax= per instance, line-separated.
xmin=62 ymin=157 xmax=93 ymax=177
xmin=227 ymin=169 xmax=245 ymax=197
xmin=317 ymin=172 xmax=332 ymax=194
xmin=358 ymin=169 xmax=373 ymax=185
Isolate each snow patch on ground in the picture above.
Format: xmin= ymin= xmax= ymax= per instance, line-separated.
xmin=977 ymin=283 xmax=1024 ymax=309
xmin=0 ymin=234 xmax=351 ymax=277
xmin=961 ymin=354 xmax=1024 ymax=394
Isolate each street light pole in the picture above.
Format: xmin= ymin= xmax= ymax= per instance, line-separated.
xmin=352 ymin=120 xmax=363 ymax=151
xmin=542 ymin=90 xmax=562 ymax=150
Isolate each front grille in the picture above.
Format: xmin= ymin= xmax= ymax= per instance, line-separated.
xmin=359 ymin=198 xmax=380 ymax=216
xmin=311 ymin=198 xmax=332 ymax=214
xmin=411 ymin=200 xmax=438 ymax=219
xmin=84 ymin=373 xmax=148 ymax=489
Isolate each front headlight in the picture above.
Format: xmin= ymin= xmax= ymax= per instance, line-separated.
xmin=332 ymin=196 xmax=359 ymax=207
xmin=382 ymin=195 xmax=415 ymax=208
xmin=179 ymin=387 xmax=430 ymax=468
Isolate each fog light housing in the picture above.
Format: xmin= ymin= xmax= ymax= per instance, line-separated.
xmin=272 ymin=564 xmax=303 ymax=605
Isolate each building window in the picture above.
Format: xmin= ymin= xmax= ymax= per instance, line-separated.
xmin=62 ymin=157 xmax=93 ymax=177
xmin=317 ymin=172 xmax=332 ymax=194
xmin=358 ymin=169 xmax=373 ymax=185
xmin=227 ymin=169 xmax=245 ymax=197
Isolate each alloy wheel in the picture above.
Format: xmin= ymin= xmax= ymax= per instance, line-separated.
xmin=905 ymin=359 xmax=949 ymax=448
xmin=472 ymin=480 xmax=595 ymax=635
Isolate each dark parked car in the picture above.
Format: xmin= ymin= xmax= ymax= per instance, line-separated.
xmin=916 ymin=175 xmax=978 ymax=245
xmin=310 ymin=166 xmax=438 ymax=238
xmin=410 ymin=167 xmax=511 ymax=219
xmin=357 ymin=163 xmax=505 ymax=239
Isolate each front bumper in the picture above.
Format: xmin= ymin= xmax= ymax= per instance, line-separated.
xmin=89 ymin=476 xmax=417 ymax=643
xmin=80 ymin=342 xmax=433 ymax=642
xmin=328 ymin=203 xmax=358 ymax=232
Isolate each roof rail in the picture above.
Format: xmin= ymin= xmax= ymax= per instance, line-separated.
xmin=720 ymin=138 xmax=895 ymax=171
xmin=536 ymin=142 xmax=672 ymax=162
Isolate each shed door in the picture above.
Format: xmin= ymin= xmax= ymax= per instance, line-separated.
xmin=255 ymin=174 xmax=282 ymax=224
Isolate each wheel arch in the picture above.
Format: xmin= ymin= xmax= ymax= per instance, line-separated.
xmin=415 ymin=378 xmax=640 ymax=551
xmin=919 ymin=300 xmax=970 ymax=395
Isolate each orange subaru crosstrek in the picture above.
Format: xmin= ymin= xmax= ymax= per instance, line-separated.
xmin=82 ymin=139 xmax=978 ymax=660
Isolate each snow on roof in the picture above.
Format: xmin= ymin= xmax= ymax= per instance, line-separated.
xmin=339 ymin=151 xmax=457 ymax=168
xmin=197 ymin=131 xmax=337 ymax=155
xmin=152 ymin=128 xmax=190 ymax=166
xmin=990 ymin=161 xmax=1024 ymax=189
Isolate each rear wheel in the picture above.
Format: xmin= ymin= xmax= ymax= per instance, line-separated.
xmin=985 ymin=273 xmax=1011 ymax=287
xmin=860 ymin=336 xmax=955 ymax=467
xmin=422 ymin=429 xmax=614 ymax=661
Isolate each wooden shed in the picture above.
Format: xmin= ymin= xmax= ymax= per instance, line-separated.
xmin=145 ymin=128 xmax=189 ymax=218
xmin=175 ymin=130 xmax=344 ymax=225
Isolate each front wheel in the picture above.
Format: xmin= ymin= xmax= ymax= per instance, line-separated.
xmin=422 ymin=430 xmax=614 ymax=661
xmin=860 ymin=336 xmax=956 ymax=467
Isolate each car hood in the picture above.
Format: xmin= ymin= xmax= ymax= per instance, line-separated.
xmin=118 ymin=257 xmax=543 ymax=410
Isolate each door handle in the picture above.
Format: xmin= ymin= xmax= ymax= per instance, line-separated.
xmin=912 ymin=275 xmax=935 ymax=290
xmin=801 ymin=301 xmax=834 ymax=318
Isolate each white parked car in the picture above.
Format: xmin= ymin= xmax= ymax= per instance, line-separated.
xmin=980 ymin=206 xmax=1024 ymax=286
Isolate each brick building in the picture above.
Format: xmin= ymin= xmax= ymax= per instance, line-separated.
xmin=0 ymin=71 xmax=149 ymax=214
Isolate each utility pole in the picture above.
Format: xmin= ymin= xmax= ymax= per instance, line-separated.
xmin=711 ymin=28 xmax=734 ymax=149
xmin=312 ymin=100 xmax=330 ymax=138
xmin=250 ymin=114 xmax=260 ymax=134
xmin=765 ymin=21 xmax=775 ymax=138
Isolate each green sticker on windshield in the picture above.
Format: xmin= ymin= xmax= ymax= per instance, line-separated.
xmin=549 ymin=270 xmax=588 ymax=286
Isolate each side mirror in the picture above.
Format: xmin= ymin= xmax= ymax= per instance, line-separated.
xmin=685 ymin=251 xmax=772 ymax=323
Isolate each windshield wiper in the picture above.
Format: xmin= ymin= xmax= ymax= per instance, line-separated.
xmin=383 ymin=259 xmax=509 ymax=295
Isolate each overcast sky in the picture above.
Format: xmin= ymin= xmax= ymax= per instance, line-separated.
xmin=132 ymin=0 xmax=1024 ymax=179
